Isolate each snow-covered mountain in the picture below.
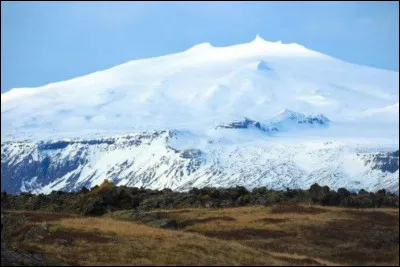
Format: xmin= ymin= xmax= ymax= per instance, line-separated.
xmin=1 ymin=35 xmax=399 ymax=194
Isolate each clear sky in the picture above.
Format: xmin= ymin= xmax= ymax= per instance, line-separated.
xmin=1 ymin=1 xmax=399 ymax=93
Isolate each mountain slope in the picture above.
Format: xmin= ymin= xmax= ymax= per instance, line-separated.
xmin=1 ymin=36 xmax=398 ymax=140
xmin=1 ymin=130 xmax=398 ymax=194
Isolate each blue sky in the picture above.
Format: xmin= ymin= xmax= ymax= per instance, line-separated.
xmin=1 ymin=1 xmax=399 ymax=93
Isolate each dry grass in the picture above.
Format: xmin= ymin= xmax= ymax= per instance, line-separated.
xmin=115 ymin=203 xmax=399 ymax=266
xmin=3 ymin=204 xmax=399 ymax=266
xmin=50 ymin=217 xmax=289 ymax=266
xmin=4 ymin=212 xmax=286 ymax=266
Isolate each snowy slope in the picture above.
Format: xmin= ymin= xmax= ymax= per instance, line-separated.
xmin=1 ymin=35 xmax=398 ymax=140
xmin=1 ymin=35 xmax=399 ymax=194
xmin=1 ymin=130 xmax=398 ymax=195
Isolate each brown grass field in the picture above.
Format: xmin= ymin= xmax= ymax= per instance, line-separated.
xmin=2 ymin=203 xmax=399 ymax=266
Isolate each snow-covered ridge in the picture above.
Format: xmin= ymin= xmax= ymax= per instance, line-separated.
xmin=264 ymin=109 xmax=330 ymax=131
xmin=1 ymin=130 xmax=398 ymax=195
xmin=216 ymin=109 xmax=330 ymax=134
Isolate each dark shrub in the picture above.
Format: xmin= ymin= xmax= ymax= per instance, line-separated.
xmin=376 ymin=189 xmax=386 ymax=196
xmin=2 ymin=183 xmax=397 ymax=214
xmin=265 ymin=191 xmax=281 ymax=204
xmin=309 ymin=183 xmax=330 ymax=205
xmin=80 ymin=187 xmax=89 ymax=194
xmin=236 ymin=195 xmax=250 ymax=206
xmin=91 ymin=185 xmax=99 ymax=191
xmin=324 ymin=190 xmax=340 ymax=206
xmin=132 ymin=195 xmax=141 ymax=210
xmin=358 ymin=189 xmax=368 ymax=195
xmin=84 ymin=201 xmax=105 ymax=216
xmin=337 ymin=187 xmax=351 ymax=205
xmin=188 ymin=187 xmax=200 ymax=195
xmin=234 ymin=186 xmax=249 ymax=197
xmin=252 ymin=187 xmax=267 ymax=195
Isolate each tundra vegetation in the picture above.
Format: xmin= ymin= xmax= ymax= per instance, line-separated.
xmin=1 ymin=180 xmax=399 ymax=266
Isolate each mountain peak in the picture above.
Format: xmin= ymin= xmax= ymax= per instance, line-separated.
xmin=252 ymin=34 xmax=266 ymax=43
xmin=275 ymin=108 xmax=303 ymax=118
xmin=185 ymin=42 xmax=213 ymax=53
xmin=246 ymin=35 xmax=320 ymax=57
xmin=251 ymin=34 xmax=281 ymax=45
xmin=271 ymin=109 xmax=330 ymax=127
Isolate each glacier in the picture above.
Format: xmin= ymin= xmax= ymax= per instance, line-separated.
xmin=1 ymin=35 xmax=399 ymax=194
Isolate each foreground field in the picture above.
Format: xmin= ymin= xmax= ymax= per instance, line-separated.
xmin=2 ymin=204 xmax=399 ymax=266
